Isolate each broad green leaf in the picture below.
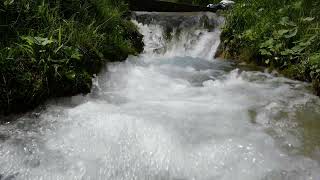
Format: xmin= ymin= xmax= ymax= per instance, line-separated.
xmin=41 ymin=38 xmax=54 ymax=46
xmin=34 ymin=37 xmax=54 ymax=46
xmin=310 ymin=54 xmax=320 ymax=64
xmin=21 ymin=36 xmax=54 ymax=46
xmin=280 ymin=17 xmax=289 ymax=26
xmin=274 ymin=43 xmax=282 ymax=51
xmin=291 ymin=45 xmax=305 ymax=53
xmin=302 ymin=17 xmax=315 ymax=22
xmin=21 ymin=36 xmax=35 ymax=45
xmin=260 ymin=39 xmax=274 ymax=49
xmin=284 ymin=28 xmax=298 ymax=38
xmin=259 ymin=49 xmax=272 ymax=56
xmin=265 ymin=59 xmax=270 ymax=64
xmin=66 ymin=70 xmax=76 ymax=80
xmin=4 ymin=0 xmax=14 ymax=6
xmin=293 ymin=1 xmax=302 ymax=9
xmin=71 ymin=51 xmax=82 ymax=60
xmin=277 ymin=29 xmax=289 ymax=36
xmin=280 ymin=17 xmax=296 ymax=27
xmin=281 ymin=49 xmax=294 ymax=56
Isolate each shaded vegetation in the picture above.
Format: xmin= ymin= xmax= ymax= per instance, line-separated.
xmin=0 ymin=0 xmax=143 ymax=115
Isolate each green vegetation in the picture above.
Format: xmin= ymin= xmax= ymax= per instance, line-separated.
xmin=0 ymin=0 xmax=143 ymax=115
xmin=219 ymin=0 xmax=320 ymax=94
xmin=175 ymin=0 xmax=320 ymax=95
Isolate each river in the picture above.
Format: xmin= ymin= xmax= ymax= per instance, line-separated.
xmin=1 ymin=12 xmax=320 ymax=180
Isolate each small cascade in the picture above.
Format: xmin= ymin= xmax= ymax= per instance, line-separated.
xmin=132 ymin=12 xmax=223 ymax=60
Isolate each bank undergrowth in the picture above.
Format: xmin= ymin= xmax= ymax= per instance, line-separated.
xmin=177 ymin=0 xmax=320 ymax=95
xmin=219 ymin=0 xmax=320 ymax=95
xmin=0 ymin=0 xmax=143 ymax=115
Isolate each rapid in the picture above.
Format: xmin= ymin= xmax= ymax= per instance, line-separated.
xmin=1 ymin=12 xmax=320 ymax=180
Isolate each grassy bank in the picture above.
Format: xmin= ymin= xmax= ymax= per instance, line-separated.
xmin=219 ymin=0 xmax=320 ymax=95
xmin=175 ymin=0 xmax=320 ymax=95
xmin=0 ymin=0 xmax=143 ymax=115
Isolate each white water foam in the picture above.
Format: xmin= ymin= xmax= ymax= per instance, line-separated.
xmin=0 ymin=12 xmax=320 ymax=180
xmin=132 ymin=12 xmax=223 ymax=60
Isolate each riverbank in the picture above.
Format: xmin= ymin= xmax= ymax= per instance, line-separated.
xmin=216 ymin=0 xmax=320 ymax=95
xmin=0 ymin=0 xmax=143 ymax=116
xmin=176 ymin=0 xmax=320 ymax=95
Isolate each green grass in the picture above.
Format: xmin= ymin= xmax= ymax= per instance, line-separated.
xmin=0 ymin=0 xmax=143 ymax=115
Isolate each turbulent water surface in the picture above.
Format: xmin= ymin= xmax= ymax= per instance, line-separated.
xmin=1 ymin=12 xmax=320 ymax=180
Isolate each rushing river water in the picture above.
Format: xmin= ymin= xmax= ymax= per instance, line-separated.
xmin=1 ymin=12 xmax=320 ymax=180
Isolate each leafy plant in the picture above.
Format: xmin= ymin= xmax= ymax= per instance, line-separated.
xmin=216 ymin=0 xmax=320 ymax=94
xmin=0 ymin=0 xmax=143 ymax=116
